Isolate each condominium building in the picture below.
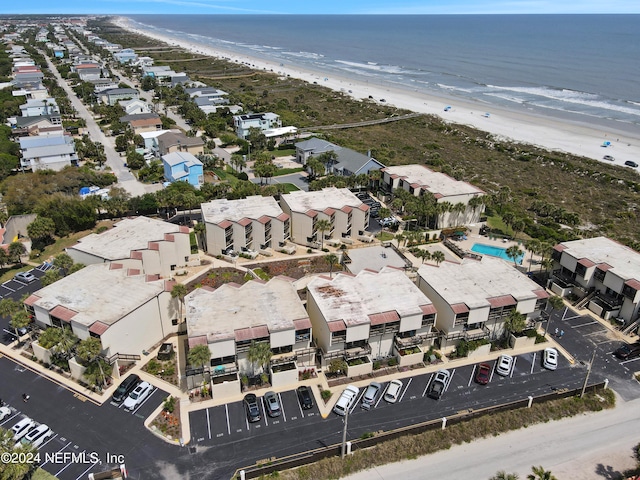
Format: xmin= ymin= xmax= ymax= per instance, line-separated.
xmin=550 ymin=237 xmax=640 ymax=326
xmin=381 ymin=164 xmax=485 ymax=228
xmin=416 ymin=256 xmax=548 ymax=349
xmin=307 ymin=267 xmax=437 ymax=375
xmin=186 ymin=277 xmax=313 ymax=396
xmin=201 ymin=196 xmax=290 ymax=255
xmin=279 ymin=187 xmax=369 ymax=248
xmin=66 ymin=216 xmax=192 ymax=278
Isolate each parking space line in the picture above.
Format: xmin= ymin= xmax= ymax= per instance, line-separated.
xmin=225 ymin=404 xmax=230 ymax=435
xmin=245 ymin=414 xmax=249 ymax=431
xmin=39 ymin=432 xmax=58 ymax=450
xmin=375 ymin=384 xmax=387 ymax=408
xmin=131 ymin=387 xmax=156 ymax=415
xmin=206 ymin=408 xmax=211 ymax=440
xmin=444 ymin=369 xmax=455 ymax=392
xmin=75 ymin=460 xmax=100 ymax=480
xmin=531 ymin=353 xmax=536 ymax=374
xmin=349 ymin=390 xmax=365 ymax=415
xmin=422 ymin=373 xmax=434 ymax=397
xmin=621 ymin=357 xmax=640 ymax=365
xmin=55 ymin=450 xmax=86 ymax=476
xmin=40 ymin=441 xmax=71 ymax=467
xmin=261 ymin=398 xmax=268 ymax=427
xmin=489 ymin=365 xmax=495 ymax=383
xmin=571 ymin=321 xmax=598 ymax=328
xmin=278 ymin=393 xmax=286 ymax=422
xmin=510 ymin=358 xmax=517 ymax=378
xmin=2 ymin=284 xmax=15 ymax=293
xmin=297 ymin=395 xmax=304 ymax=418
xmin=468 ymin=365 xmax=476 ymax=387
xmin=0 ymin=411 xmax=20 ymax=426
xmin=399 ymin=378 xmax=411 ymax=402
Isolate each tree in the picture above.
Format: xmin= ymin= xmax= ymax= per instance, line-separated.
xmin=506 ymin=245 xmax=524 ymax=267
xmin=171 ymin=283 xmax=188 ymax=322
xmin=504 ymin=310 xmax=527 ymax=338
xmin=548 ymin=295 xmax=564 ymax=313
xmin=417 ymin=249 xmax=431 ymax=264
xmin=306 ymin=157 xmax=324 ymax=179
xmin=9 ymin=309 xmax=29 ymax=341
xmin=315 ymin=219 xmax=332 ymax=250
xmin=41 ymin=269 xmax=62 ymax=286
xmin=0 ymin=427 xmax=37 ymax=479
xmin=8 ymin=242 xmax=26 ymax=265
xmin=527 ymin=466 xmax=557 ymax=480
xmin=38 ymin=327 xmax=63 ymax=350
xmin=525 ymin=239 xmax=542 ymax=273
xmin=77 ymin=337 xmax=108 ymax=388
xmin=431 ymin=250 xmax=445 ymax=266
xmin=27 ymin=216 xmax=56 ymax=249
xmin=187 ymin=344 xmax=211 ymax=371
xmin=0 ymin=298 xmax=20 ymax=320
xmin=490 ymin=472 xmax=519 ymax=480
xmin=247 ymin=341 xmax=272 ymax=377
xmin=126 ymin=150 xmax=145 ymax=170
xmin=328 ymin=358 xmax=348 ymax=376
xmin=53 ymin=252 xmax=74 ymax=274
xmin=325 ymin=253 xmax=338 ymax=278
xmin=194 ymin=222 xmax=207 ymax=251
xmin=54 ymin=326 xmax=79 ymax=360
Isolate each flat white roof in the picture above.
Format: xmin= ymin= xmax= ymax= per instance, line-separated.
xmin=384 ymin=164 xmax=484 ymax=197
xmin=345 ymin=245 xmax=409 ymax=274
xmin=307 ymin=267 xmax=432 ymax=327
xmin=281 ymin=187 xmax=365 ymax=213
xmin=201 ymin=196 xmax=284 ymax=225
xmin=186 ymin=277 xmax=308 ymax=342
xmin=68 ymin=216 xmax=184 ymax=261
xmin=31 ymin=263 xmax=165 ymax=327
xmin=418 ymin=256 xmax=542 ymax=309
xmin=558 ymin=237 xmax=640 ymax=281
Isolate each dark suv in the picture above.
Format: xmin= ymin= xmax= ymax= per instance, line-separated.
xmin=614 ymin=343 xmax=640 ymax=360
xmin=296 ymin=386 xmax=314 ymax=410
xmin=244 ymin=393 xmax=261 ymax=423
xmin=111 ymin=374 xmax=140 ymax=404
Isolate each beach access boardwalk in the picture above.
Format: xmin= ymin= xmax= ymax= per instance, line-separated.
xmin=300 ymin=112 xmax=423 ymax=131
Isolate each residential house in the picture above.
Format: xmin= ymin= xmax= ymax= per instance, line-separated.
xmin=113 ymin=48 xmax=138 ymax=64
xmin=66 ymin=216 xmax=192 ymax=279
xmin=279 ymin=187 xmax=369 ymax=248
xmin=162 ymin=152 xmax=204 ymax=189
xmin=88 ymin=78 xmax=119 ymax=93
xmin=19 ymin=98 xmax=60 ymax=117
xmin=381 ymin=164 xmax=486 ymax=229
xmin=186 ymin=276 xmax=313 ymax=396
xmin=99 ymin=88 xmax=139 ymax=106
xmin=307 ymin=266 xmax=437 ymax=374
xmin=201 ymin=196 xmax=290 ymax=255
xmin=12 ymin=115 xmax=63 ymax=137
xmin=119 ymin=99 xmax=152 ymax=116
xmin=124 ymin=114 xmax=163 ymax=136
xmin=294 ymin=137 xmax=385 ymax=177
xmin=19 ymin=133 xmax=78 ymax=171
xmin=157 ymin=131 xmax=204 ymax=156
xmin=416 ymin=256 xmax=549 ymax=349
xmin=24 ymin=263 xmax=178 ymax=359
xmin=233 ymin=113 xmax=282 ymax=139
xmin=549 ymin=237 xmax=640 ymax=326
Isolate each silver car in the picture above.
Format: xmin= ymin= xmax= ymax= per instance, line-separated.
xmin=496 ymin=354 xmax=514 ymax=376
xmin=361 ymin=382 xmax=382 ymax=410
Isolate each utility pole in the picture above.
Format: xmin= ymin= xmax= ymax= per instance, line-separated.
xmin=580 ymin=349 xmax=597 ymax=398
xmin=341 ymin=406 xmax=350 ymax=459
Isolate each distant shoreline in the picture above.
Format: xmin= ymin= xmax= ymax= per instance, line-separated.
xmin=114 ymin=16 xmax=640 ymax=167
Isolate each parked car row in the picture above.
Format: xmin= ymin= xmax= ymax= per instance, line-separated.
xmin=243 ymin=386 xmax=315 ymax=423
xmin=7 ymin=412 xmax=54 ymax=450
xmin=110 ymin=373 xmax=154 ymax=412
xmin=356 ymin=192 xmax=382 ymax=218
xmin=614 ymin=342 xmax=640 ymax=360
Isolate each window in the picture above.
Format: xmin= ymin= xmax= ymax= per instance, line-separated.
xmin=210 ymin=355 xmax=235 ymax=367
xmin=622 ymin=284 xmax=637 ymax=300
xmin=331 ymin=330 xmax=346 ymax=343
xmin=594 ymin=268 xmax=606 ymax=283
xmin=575 ymin=263 xmax=587 ymax=278
xmin=421 ymin=314 xmax=435 ymax=328
xmin=295 ymin=328 xmax=310 ymax=342
xmin=271 ymin=345 xmax=292 ymax=355
xmin=454 ymin=312 xmax=469 ymax=327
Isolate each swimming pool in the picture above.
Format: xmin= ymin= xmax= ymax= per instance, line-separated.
xmin=471 ymin=243 xmax=524 ymax=264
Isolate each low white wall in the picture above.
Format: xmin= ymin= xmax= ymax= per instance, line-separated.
xmin=271 ymin=364 xmax=299 ymax=388
xmin=32 ymin=340 xmax=52 ymax=364
xmin=68 ymin=356 xmax=87 ymax=382
xmin=467 ymin=343 xmax=492 ymax=358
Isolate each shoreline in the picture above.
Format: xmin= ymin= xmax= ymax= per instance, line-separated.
xmin=114 ymin=17 xmax=640 ymax=167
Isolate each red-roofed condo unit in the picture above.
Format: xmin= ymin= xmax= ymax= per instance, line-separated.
xmin=550 ymin=237 xmax=640 ymax=327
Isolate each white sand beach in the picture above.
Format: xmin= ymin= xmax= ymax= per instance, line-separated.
xmin=115 ymin=17 xmax=640 ymax=167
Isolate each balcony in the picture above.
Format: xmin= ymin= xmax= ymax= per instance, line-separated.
xmin=446 ymin=325 xmax=490 ymax=342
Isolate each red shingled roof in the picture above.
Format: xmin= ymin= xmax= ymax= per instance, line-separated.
xmin=293 ymin=318 xmax=312 ymax=330
xmin=188 ymin=336 xmax=208 ymax=347
xmin=369 ymin=311 xmax=400 ymax=326
xmin=420 ymin=304 xmax=437 ymax=315
xmin=234 ymin=325 xmax=269 ymax=342
xmin=89 ymin=322 xmax=109 ymax=336
xmin=488 ymin=295 xmax=517 ymax=308
xmin=328 ymin=320 xmax=346 ymax=332
xmin=534 ymin=289 xmax=550 ymax=299
xmin=451 ymin=303 xmax=469 ymax=314
xmin=50 ymin=305 xmax=77 ymax=323
xmin=578 ymin=258 xmax=596 ymax=268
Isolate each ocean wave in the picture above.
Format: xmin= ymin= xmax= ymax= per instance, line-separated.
xmin=335 ymin=60 xmax=406 ymax=75
xmin=485 ymin=85 xmax=640 ymax=117
xmin=435 ymin=83 xmax=476 ymax=94
xmin=482 ymin=92 xmax=526 ymax=104
xmin=281 ymin=51 xmax=325 ymax=60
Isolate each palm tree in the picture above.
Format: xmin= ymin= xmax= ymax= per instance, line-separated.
xmin=490 ymin=472 xmax=519 ymax=480
xmin=0 ymin=298 xmax=20 ymax=320
xmin=418 ymin=249 xmax=431 ymax=264
xmin=77 ymin=336 xmax=109 ymax=388
xmin=504 ymin=310 xmax=527 ymax=338
xmin=315 ymin=218 xmax=332 ymax=250
xmin=194 ymin=222 xmax=207 ymax=252
xmin=431 ymin=250 xmax=445 ymax=266
xmin=247 ymin=341 xmax=272 ymax=377
xmin=527 ymin=466 xmax=557 ymax=480
xmin=325 ymin=253 xmax=338 ymax=278
xmin=525 ymin=239 xmax=542 ymax=273
xmin=187 ymin=344 xmax=211 ymax=372
xmin=506 ymin=245 xmax=524 ymax=267
xmin=545 ymin=295 xmax=565 ymax=335
xmin=10 ymin=310 xmax=29 ymax=341
xmin=171 ymin=283 xmax=188 ymax=322
xmin=56 ymin=326 xmax=79 ymax=360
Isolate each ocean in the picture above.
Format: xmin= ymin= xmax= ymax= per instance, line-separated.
xmin=126 ymin=14 xmax=640 ymax=133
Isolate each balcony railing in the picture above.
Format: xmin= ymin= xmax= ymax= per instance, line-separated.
xmin=394 ymin=331 xmax=438 ymax=349
xmin=445 ymin=325 xmax=490 ymax=341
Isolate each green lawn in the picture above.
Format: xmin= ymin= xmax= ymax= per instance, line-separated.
xmin=278 ymin=183 xmax=300 ymax=193
xmin=31 ymin=468 xmax=58 ymax=480
xmin=377 ymin=231 xmax=395 ymax=242
xmin=273 ymin=167 xmax=304 ymax=177
xmin=272 ymin=148 xmax=296 ymax=157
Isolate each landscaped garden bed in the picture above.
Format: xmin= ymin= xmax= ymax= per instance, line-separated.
xmin=143 ymin=357 xmax=178 ymax=386
xmin=151 ymin=396 xmax=181 ymax=441
xmin=245 ymin=256 xmax=343 ymax=280
xmin=189 ymin=267 xmax=248 ymax=290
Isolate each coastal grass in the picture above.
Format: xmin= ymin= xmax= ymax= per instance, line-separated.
xmin=272 ymin=389 xmax=615 ymax=480
xmin=94 ymin=19 xmax=640 ymax=246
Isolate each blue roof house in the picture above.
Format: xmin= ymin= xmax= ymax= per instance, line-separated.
xmin=162 ymin=152 xmax=204 ymax=188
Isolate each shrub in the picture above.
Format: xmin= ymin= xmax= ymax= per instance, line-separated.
xmin=387 ymin=357 xmax=398 ymax=367
xmin=373 ymin=361 xmax=381 ymax=370
xmin=321 ymin=390 xmax=332 ymax=400
xmin=146 ymin=359 xmax=161 ymax=375
xmin=163 ymin=396 xmax=176 ymax=413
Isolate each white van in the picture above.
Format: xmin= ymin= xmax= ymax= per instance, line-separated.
xmin=333 ymin=385 xmax=359 ymax=416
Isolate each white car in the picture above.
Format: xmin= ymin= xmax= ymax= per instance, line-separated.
xmin=543 ymin=347 xmax=558 ymax=370
xmin=122 ymin=381 xmax=153 ymax=411
xmin=11 ymin=417 xmax=35 ymax=441
xmin=0 ymin=406 xmax=11 ymax=421
xmin=15 ymin=424 xmax=52 ymax=449
xmin=496 ymin=354 xmax=514 ymax=376
xmin=333 ymin=385 xmax=359 ymax=416
xmin=384 ymin=379 xmax=403 ymax=403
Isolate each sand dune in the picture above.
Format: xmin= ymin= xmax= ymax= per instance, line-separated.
xmin=114 ymin=17 xmax=640 ymax=168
